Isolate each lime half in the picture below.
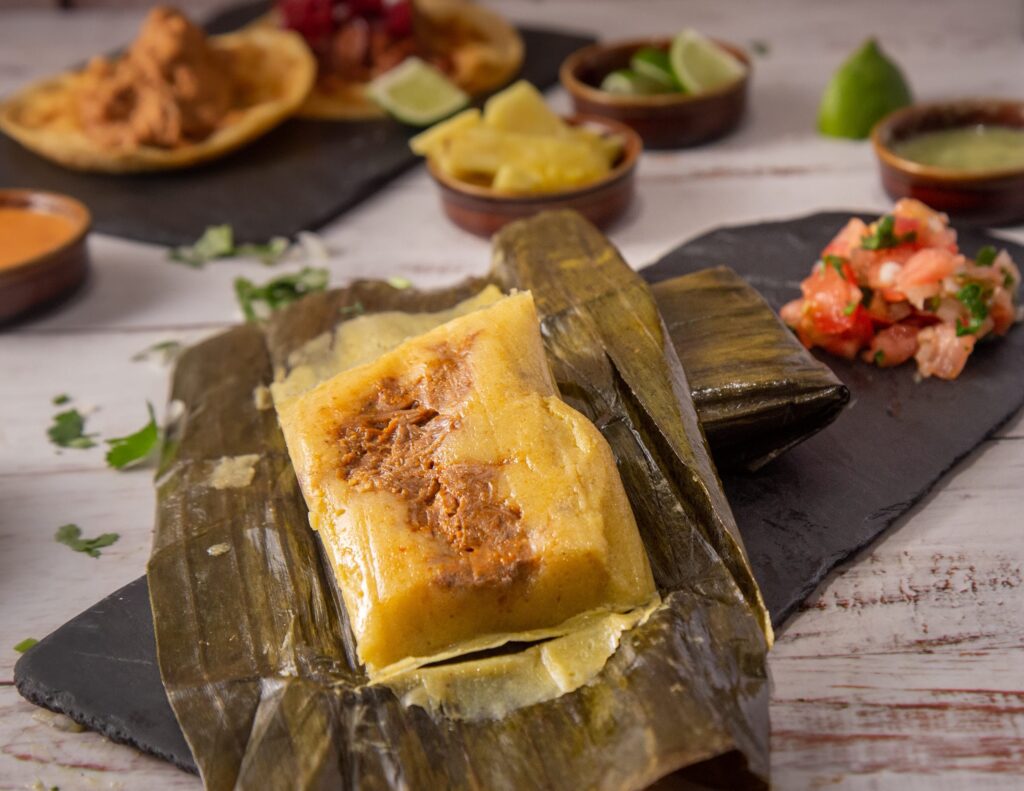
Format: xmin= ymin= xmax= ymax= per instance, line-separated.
xmin=600 ymin=68 xmax=668 ymax=96
xmin=669 ymin=28 xmax=746 ymax=93
xmin=631 ymin=47 xmax=680 ymax=91
xmin=368 ymin=57 xmax=469 ymax=127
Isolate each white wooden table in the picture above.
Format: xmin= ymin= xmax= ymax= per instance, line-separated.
xmin=1 ymin=1 xmax=1023 ymax=789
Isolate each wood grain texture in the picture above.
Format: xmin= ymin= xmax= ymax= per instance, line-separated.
xmin=1 ymin=0 xmax=1022 ymax=789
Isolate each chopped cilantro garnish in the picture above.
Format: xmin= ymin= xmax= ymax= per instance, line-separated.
xmin=954 ymin=282 xmax=989 ymax=336
xmin=339 ymin=301 xmax=365 ymax=319
xmin=105 ymin=403 xmax=159 ymax=470
xmin=873 ymin=350 xmax=885 ymax=365
xmin=823 ymin=255 xmax=848 ymax=278
xmin=52 ymin=394 xmax=70 ymax=406
xmin=861 ymin=214 xmax=916 ymax=251
xmin=47 ymin=409 xmax=96 ymax=449
xmin=1003 ymin=268 xmax=1017 ymax=289
xmin=132 ymin=340 xmax=184 ymax=364
xmin=170 ymin=225 xmax=290 ymax=268
xmin=13 ymin=638 xmax=38 ymax=653
xmin=55 ymin=524 xmax=119 ymax=558
xmin=387 ymin=276 xmax=413 ymax=290
xmin=234 ymin=267 xmax=330 ymax=322
xmin=749 ymin=39 xmax=771 ymax=57
xmin=843 ymin=302 xmax=857 ymax=316
xmin=975 ymin=245 xmax=998 ymax=267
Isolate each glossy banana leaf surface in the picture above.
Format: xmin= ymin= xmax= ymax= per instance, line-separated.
xmin=150 ymin=224 xmax=771 ymax=790
xmin=652 ymin=267 xmax=849 ymax=471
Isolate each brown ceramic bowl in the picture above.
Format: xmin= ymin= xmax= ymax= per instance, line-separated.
xmin=872 ymin=99 xmax=1024 ymax=226
xmin=0 ymin=189 xmax=91 ymax=323
xmin=560 ymin=37 xmax=750 ymax=150
xmin=427 ymin=114 xmax=642 ymax=237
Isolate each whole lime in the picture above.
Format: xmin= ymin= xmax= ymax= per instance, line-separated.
xmin=817 ymin=39 xmax=912 ymax=139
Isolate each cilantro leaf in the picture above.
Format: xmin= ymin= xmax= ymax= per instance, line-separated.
xmin=975 ymin=245 xmax=997 ymax=267
xmin=52 ymin=394 xmax=70 ymax=406
xmin=169 ymin=226 xmax=291 ymax=268
xmin=843 ymin=303 xmax=857 ymax=316
xmin=861 ymin=214 xmax=916 ymax=251
xmin=132 ymin=340 xmax=184 ymax=365
xmin=1004 ymin=269 xmax=1016 ymax=289
xmin=823 ymin=254 xmax=848 ymax=277
xmin=55 ymin=524 xmax=119 ymax=558
xmin=237 ymin=237 xmax=291 ymax=267
xmin=873 ymin=350 xmax=885 ymax=365
xmin=105 ymin=403 xmax=159 ymax=469
xmin=14 ymin=638 xmax=38 ymax=653
xmin=954 ymin=282 xmax=989 ymax=336
xmin=169 ymin=224 xmax=234 ymax=268
xmin=47 ymin=409 xmax=96 ymax=449
xmin=234 ymin=267 xmax=329 ymax=322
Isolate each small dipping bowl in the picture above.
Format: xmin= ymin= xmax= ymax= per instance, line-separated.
xmin=872 ymin=99 xmax=1024 ymax=225
xmin=560 ymin=38 xmax=750 ymax=150
xmin=427 ymin=114 xmax=642 ymax=237
xmin=0 ymin=189 xmax=90 ymax=323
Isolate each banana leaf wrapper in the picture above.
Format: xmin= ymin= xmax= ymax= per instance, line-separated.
xmin=150 ymin=245 xmax=771 ymax=790
xmin=652 ymin=267 xmax=849 ymax=471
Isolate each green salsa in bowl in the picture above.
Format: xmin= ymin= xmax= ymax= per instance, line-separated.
xmin=872 ymin=99 xmax=1024 ymax=225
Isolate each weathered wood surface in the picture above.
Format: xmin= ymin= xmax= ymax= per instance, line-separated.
xmin=1 ymin=1 xmax=1022 ymax=789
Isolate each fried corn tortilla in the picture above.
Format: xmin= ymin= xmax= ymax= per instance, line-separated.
xmin=0 ymin=25 xmax=315 ymax=173
xmin=273 ymin=0 xmax=524 ymax=121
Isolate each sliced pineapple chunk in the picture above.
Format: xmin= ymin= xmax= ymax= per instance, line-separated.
xmin=483 ymin=80 xmax=567 ymax=137
xmin=409 ymin=107 xmax=482 ymax=157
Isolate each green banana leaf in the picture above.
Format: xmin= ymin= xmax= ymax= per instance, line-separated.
xmin=653 ymin=267 xmax=848 ymax=470
xmin=149 ymin=217 xmax=771 ymax=790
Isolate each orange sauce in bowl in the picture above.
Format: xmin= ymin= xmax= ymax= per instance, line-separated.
xmin=0 ymin=207 xmax=79 ymax=269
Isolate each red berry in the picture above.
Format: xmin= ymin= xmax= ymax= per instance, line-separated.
xmin=385 ymin=0 xmax=412 ymax=37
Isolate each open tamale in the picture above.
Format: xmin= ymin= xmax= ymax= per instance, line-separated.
xmin=652 ymin=267 xmax=849 ymax=470
xmin=150 ymin=224 xmax=771 ymax=790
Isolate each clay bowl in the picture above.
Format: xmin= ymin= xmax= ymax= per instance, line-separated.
xmin=560 ymin=37 xmax=750 ymax=150
xmin=0 ymin=189 xmax=91 ymax=324
xmin=427 ymin=114 xmax=642 ymax=238
xmin=872 ymin=99 xmax=1024 ymax=226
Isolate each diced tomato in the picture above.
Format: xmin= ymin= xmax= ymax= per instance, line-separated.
xmin=892 ymin=198 xmax=958 ymax=251
xmin=863 ymin=323 xmax=919 ymax=367
xmin=990 ymin=288 xmax=1016 ymax=335
xmin=800 ymin=260 xmax=864 ymax=335
xmin=915 ymin=324 xmax=976 ymax=380
xmin=821 ymin=218 xmax=869 ymax=261
xmin=865 ymin=291 xmax=913 ymax=325
xmin=893 ymin=248 xmax=964 ymax=308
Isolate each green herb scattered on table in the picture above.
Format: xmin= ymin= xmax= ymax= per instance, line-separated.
xmin=13 ymin=637 xmax=38 ymax=653
xmin=105 ymin=403 xmax=159 ymax=469
xmin=132 ymin=340 xmax=184 ymax=365
xmin=170 ymin=224 xmax=290 ymax=268
xmin=55 ymin=523 xmax=119 ymax=558
xmin=234 ymin=267 xmax=330 ymax=322
xmin=52 ymin=394 xmax=70 ymax=406
xmin=47 ymin=408 xmax=96 ymax=450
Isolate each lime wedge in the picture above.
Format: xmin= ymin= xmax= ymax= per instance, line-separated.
xmin=630 ymin=47 xmax=680 ymax=91
xmin=367 ymin=57 xmax=469 ymax=127
xmin=817 ymin=39 xmax=912 ymax=139
xmin=600 ymin=69 xmax=668 ymax=96
xmin=669 ymin=28 xmax=746 ymax=94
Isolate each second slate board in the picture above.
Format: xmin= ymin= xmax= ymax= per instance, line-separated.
xmin=0 ymin=2 xmax=593 ymax=246
xmin=15 ymin=212 xmax=1024 ymax=774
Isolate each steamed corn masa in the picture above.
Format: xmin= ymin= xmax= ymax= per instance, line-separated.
xmin=276 ymin=292 xmax=655 ymax=674
xmin=410 ymin=80 xmax=622 ymax=195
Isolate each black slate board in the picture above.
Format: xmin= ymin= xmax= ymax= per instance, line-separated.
xmin=0 ymin=3 xmax=593 ymax=246
xmin=16 ymin=213 xmax=1024 ymax=776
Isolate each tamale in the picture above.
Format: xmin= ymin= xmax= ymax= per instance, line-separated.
xmin=276 ymin=291 xmax=655 ymax=674
xmin=652 ymin=267 xmax=849 ymax=470
xmin=151 ymin=264 xmax=770 ymax=790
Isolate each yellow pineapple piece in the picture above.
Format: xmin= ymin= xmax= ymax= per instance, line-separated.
xmin=483 ymin=80 xmax=567 ymax=137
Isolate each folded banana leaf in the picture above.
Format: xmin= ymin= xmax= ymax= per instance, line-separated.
xmin=150 ymin=218 xmax=771 ymax=790
xmin=652 ymin=267 xmax=849 ymax=470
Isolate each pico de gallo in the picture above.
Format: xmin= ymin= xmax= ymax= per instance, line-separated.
xmin=781 ymin=200 xmax=1021 ymax=380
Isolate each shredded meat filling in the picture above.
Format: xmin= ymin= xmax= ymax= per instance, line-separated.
xmin=75 ymin=6 xmax=235 ymax=149
xmin=335 ymin=341 xmax=535 ymax=588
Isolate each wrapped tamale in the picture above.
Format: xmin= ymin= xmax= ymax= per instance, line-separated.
xmin=652 ymin=267 xmax=849 ymax=470
xmin=150 ymin=224 xmax=771 ymax=790
xmin=275 ymin=291 xmax=656 ymax=675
